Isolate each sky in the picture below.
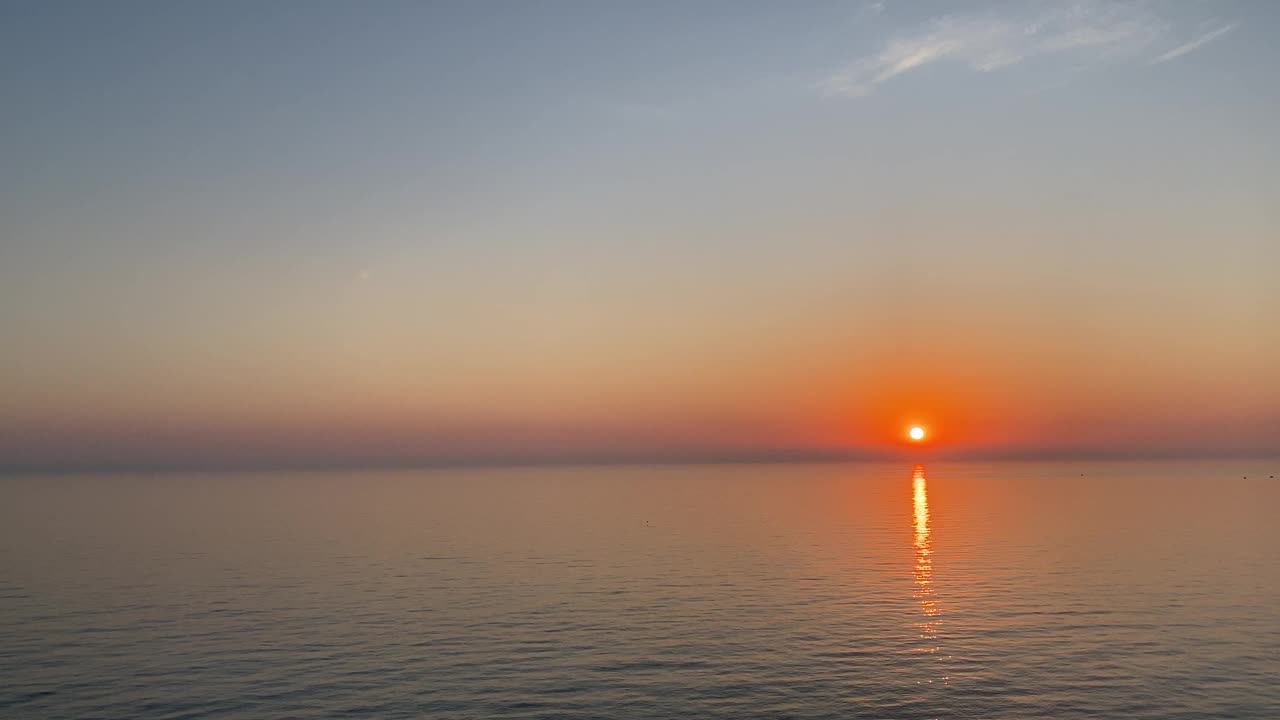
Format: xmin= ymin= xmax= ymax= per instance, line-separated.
xmin=2 ymin=1 xmax=1278 ymax=470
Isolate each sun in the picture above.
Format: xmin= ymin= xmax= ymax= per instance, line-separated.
xmin=908 ymin=426 xmax=926 ymax=441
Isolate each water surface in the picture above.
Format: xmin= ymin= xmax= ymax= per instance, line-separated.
xmin=2 ymin=461 xmax=1278 ymax=718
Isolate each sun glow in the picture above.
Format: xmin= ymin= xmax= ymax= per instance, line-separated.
xmin=909 ymin=426 xmax=926 ymax=441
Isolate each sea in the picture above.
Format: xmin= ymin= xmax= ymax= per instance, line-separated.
xmin=2 ymin=460 xmax=1278 ymax=719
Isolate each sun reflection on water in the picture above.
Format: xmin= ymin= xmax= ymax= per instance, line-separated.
xmin=912 ymin=464 xmax=942 ymax=662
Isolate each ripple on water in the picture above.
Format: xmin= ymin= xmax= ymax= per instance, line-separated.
xmin=1 ymin=462 xmax=1279 ymax=718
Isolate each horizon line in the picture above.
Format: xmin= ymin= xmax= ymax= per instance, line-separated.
xmin=3 ymin=446 xmax=1278 ymax=476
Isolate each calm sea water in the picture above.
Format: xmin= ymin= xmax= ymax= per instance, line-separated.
xmin=2 ymin=461 xmax=1278 ymax=719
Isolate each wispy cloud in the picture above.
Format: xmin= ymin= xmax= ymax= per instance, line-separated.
xmin=821 ymin=2 xmax=1233 ymax=98
xmin=1148 ymin=24 xmax=1235 ymax=65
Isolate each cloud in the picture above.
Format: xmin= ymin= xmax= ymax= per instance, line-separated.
xmin=1148 ymin=24 xmax=1235 ymax=65
xmin=821 ymin=2 xmax=1231 ymax=98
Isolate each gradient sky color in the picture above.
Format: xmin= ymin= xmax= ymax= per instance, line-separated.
xmin=2 ymin=1 xmax=1278 ymax=469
